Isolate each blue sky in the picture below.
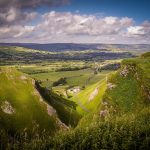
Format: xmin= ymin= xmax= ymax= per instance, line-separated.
xmin=0 ymin=0 xmax=150 ymax=44
xmin=38 ymin=0 xmax=150 ymax=23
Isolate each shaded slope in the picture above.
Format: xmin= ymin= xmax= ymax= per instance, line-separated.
xmin=35 ymin=81 xmax=81 ymax=127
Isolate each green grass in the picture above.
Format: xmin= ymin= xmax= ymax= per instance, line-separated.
xmin=49 ymin=52 xmax=150 ymax=150
xmin=0 ymin=53 xmax=150 ymax=149
xmin=35 ymin=82 xmax=81 ymax=127
xmin=71 ymin=71 xmax=111 ymax=115
xmin=72 ymin=80 xmax=106 ymax=115
xmin=0 ymin=67 xmax=59 ymax=134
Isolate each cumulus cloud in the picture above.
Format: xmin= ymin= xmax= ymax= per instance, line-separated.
xmin=127 ymin=26 xmax=145 ymax=36
xmin=124 ymin=21 xmax=150 ymax=42
xmin=0 ymin=0 xmax=70 ymax=26
xmin=36 ymin=12 xmax=133 ymax=37
xmin=0 ymin=10 xmax=149 ymax=44
xmin=0 ymin=8 xmax=38 ymax=26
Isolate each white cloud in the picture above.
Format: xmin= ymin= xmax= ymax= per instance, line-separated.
xmin=104 ymin=17 xmax=118 ymax=25
xmin=127 ymin=26 xmax=145 ymax=35
xmin=0 ymin=11 xmax=149 ymax=44
xmin=14 ymin=26 xmax=35 ymax=37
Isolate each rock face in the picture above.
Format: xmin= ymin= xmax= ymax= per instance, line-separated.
xmin=1 ymin=101 xmax=15 ymax=114
xmin=33 ymin=83 xmax=57 ymax=116
xmin=120 ymin=66 xmax=129 ymax=77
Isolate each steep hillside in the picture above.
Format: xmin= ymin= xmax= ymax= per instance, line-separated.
xmin=35 ymin=81 xmax=81 ymax=127
xmin=0 ymin=53 xmax=150 ymax=149
xmin=71 ymin=79 xmax=107 ymax=115
xmin=50 ymin=53 xmax=150 ymax=150
xmin=0 ymin=67 xmax=67 ymax=136
xmin=102 ymin=52 xmax=150 ymax=114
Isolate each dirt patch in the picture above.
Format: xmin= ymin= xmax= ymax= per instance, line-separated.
xmin=1 ymin=101 xmax=15 ymax=114
xmin=89 ymin=88 xmax=99 ymax=102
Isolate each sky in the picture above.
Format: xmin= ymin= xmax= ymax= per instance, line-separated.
xmin=0 ymin=0 xmax=150 ymax=44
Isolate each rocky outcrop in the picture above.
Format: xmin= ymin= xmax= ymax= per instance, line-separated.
xmin=1 ymin=101 xmax=15 ymax=114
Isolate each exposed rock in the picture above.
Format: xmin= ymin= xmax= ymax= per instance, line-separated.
xmin=56 ymin=119 xmax=69 ymax=130
xmin=33 ymin=89 xmax=56 ymax=116
xmin=102 ymin=99 xmax=108 ymax=106
xmin=46 ymin=104 xmax=56 ymax=116
xmin=67 ymin=86 xmax=81 ymax=94
xmin=99 ymin=109 xmax=108 ymax=118
xmin=107 ymin=82 xmax=116 ymax=90
xmin=120 ymin=66 xmax=129 ymax=77
xmin=1 ymin=101 xmax=15 ymax=114
xmin=32 ymin=79 xmax=35 ymax=85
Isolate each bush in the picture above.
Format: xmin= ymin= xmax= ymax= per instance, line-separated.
xmin=52 ymin=77 xmax=67 ymax=86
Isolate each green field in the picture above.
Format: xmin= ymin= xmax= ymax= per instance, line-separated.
xmin=17 ymin=61 xmax=113 ymax=116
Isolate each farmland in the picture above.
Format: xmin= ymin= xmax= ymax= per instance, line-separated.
xmin=0 ymin=45 xmax=149 ymax=149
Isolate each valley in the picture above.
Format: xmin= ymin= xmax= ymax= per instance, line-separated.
xmin=0 ymin=0 xmax=149 ymax=149
xmin=0 ymin=44 xmax=150 ymax=149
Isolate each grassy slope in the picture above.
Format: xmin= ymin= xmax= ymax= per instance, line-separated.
xmin=0 ymin=67 xmax=59 ymax=134
xmin=0 ymin=53 xmax=150 ymax=149
xmin=50 ymin=53 xmax=150 ymax=150
xmin=71 ymin=71 xmax=111 ymax=115
xmin=78 ymin=52 xmax=150 ymax=126
xmin=104 ymin=52 xmax=150 ymax=113
xmin=35 ymin=82 xmax=81 ymax=127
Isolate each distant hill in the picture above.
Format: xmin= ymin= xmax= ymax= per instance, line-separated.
xmin=0 ymin=46 xmax=134 ymax=65
xmin=0 ymin=43 xmax=150 ymax=52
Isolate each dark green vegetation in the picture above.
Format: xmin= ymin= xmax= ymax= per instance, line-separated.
xmin=52 ymin=77 xmax=67 ymax=87
xmin=35 ymin=81 xmax=81 ymax=127
xmin=0 ymin=44 xmax=150 ymax=149
xmin=54 ymin=52 xmax=150 ymax=150
xmin=1 ymin=43 xmax=150 ymax=53
xmin=0 ymin=46 xmax=134 ymax=65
